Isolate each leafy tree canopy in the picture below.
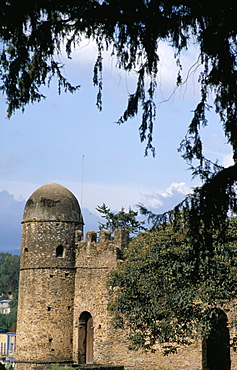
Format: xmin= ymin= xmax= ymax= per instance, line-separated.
xmin=108 ymin=217 xmax=237 ymax=353
xmin=0 ymin=253 xmax=19 ymax=332
xmin=96 ymin=203 xmax=146 ymax=235
xmin=1 ymin=0 xmax=237 ymax=157
xmin=0 ymin=253 xmax=19 ymax=297
xmin=2 ymin=1 xmax=237 ymax=339
xmin=0 ymin=301 xmax=17 ymax=332
xmin=1 ymin=1 xmax=237 ymax=241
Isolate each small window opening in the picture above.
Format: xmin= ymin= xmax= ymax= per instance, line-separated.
xmin=65 ymin=272 xmax=69 ymax=277
xmin=68 ymin=306 xmax=71 ymax=311
xmin=24 ymin=248 xmax=28 ymax=253
xmin=50 ymin=274 xmax=54 ymax=278
xmin=47 ymin=307 xmax=51 ymax=312
xmin=49 ymin=338 xmax=52 ymax=343
xmin=56 ymin=245 xmax=64 ymax=258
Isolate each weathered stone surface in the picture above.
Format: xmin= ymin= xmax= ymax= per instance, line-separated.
xmin=73 ymin=366 xmax=124 ymax=370
xmin=23 ymin=183 xmax=84 ymax=224
xmin=15 ymin=183 xmax=237 ymax=370
xmin=16 ymin=184 xmax=83 ymax=370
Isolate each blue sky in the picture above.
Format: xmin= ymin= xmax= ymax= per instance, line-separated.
xmin=0 ymin=40 xmax=233 ymax=254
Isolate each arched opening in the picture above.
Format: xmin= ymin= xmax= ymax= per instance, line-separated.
xmin=202 ymin=309 xmax=230 ymax=370
xmin=56 ymin=245 xmax=64 ymax=258
xmin=78 ymin=311 xmax=93 ymax=364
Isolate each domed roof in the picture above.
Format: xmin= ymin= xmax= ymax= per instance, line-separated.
xmin=23 ymin=183 xmax=83 ymax=223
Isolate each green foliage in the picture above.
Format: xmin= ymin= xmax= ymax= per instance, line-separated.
xmin=2 ymin=3 xmax=237 ymax=341
xmin=96 ymin=203 xmax=146 ymax=235
xmin=0 ymin=305 xmax=17 ymax=332
xmin=0 ymin=253 xmax=20 ymax=297
xmin=139 ymin=161 xmax=237 ymax=260
xmin=108 ymin=217 xmax=237 ymax=353
xmin=1 ymin=1 xmax=237 ymax=255
xmin=0 ymin=253 xmax=19 ymax=331
xmin=0 ymin=0 xmax=237 ymax=160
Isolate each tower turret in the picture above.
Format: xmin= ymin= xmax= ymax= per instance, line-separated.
xmin=15 ymin=183 xmax=83 ymax=370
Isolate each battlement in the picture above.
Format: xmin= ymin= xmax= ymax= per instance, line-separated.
xmin=75 ymin=229 xmax=129 ymax=269
xmin=75 ymin=229 xmax=129 ymax=250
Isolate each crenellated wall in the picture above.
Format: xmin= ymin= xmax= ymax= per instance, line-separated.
xmin=73 ymin=229 xmax=128 ymax=365
xmin=72 ymin=229 xmax=204 ymax=370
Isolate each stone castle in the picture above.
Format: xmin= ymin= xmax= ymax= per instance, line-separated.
xmin=15 ymin=183 xmax=237 ymax=370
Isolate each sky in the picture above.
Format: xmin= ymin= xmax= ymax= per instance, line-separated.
xmin=0 ymin=39 xmax=233 ymax=255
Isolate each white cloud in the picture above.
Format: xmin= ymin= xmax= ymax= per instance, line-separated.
xmin=162 ymin=182 xmax=191 ymax=197
xmin=0 ymin=179 xmax=150 ymax=213
xmin=0 ymin=179 xmax=194 ymax=242
xmin=0 ymin=181 xmax=195 ymax=253
xmin=141 ymin=182 xmax=191 ymax=213
xmin=222 ymin=153 xmax=234 ymax=167
xmin=0 ymin=178 xmax=193 ymax=216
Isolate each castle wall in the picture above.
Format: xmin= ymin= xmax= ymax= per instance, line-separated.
xmin=72 ymin=230 xmax=203 ymax=370
xmin=15 ymin=184 xmax=237 ymax=370
xmin=73 ymin=230 xmax=119 ymax=365
xmin=73 ymin=229 xmax=237 ymax=370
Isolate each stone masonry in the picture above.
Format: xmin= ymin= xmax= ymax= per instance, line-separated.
xmin=15 ymin=183 xmax=83 ymax=370
xmin=15 ymin=183 xmax=237 ymax=370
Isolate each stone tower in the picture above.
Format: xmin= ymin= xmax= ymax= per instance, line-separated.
xmin=15 ymin=183 xmax=83 ymax=370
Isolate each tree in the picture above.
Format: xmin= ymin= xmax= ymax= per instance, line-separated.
xmin=0 ymin=300 xmax=18 ymax=332
xmin=0 ymin=253 xmax=20 ymax=297
xmin=96 ymin=203 xmax=146 ymax=235
xmin=2 ymin=0 xmax=237 ymax=349
xmin=0 ymin=253 xmax=19 ymax=331
xmin=1 ymin=1 xmax=237 ymax=229
xmin=1 ymin=0 xmax=237 ymax=155
xmin=108 ymin=217 xmax=237 ymax=353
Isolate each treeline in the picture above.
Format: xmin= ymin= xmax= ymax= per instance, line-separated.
xmin=0 ymin=253 xmax=20 ymax=331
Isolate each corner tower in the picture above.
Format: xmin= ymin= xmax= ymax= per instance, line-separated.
xmin=15 ymin=183 xmax=83 ymax=370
